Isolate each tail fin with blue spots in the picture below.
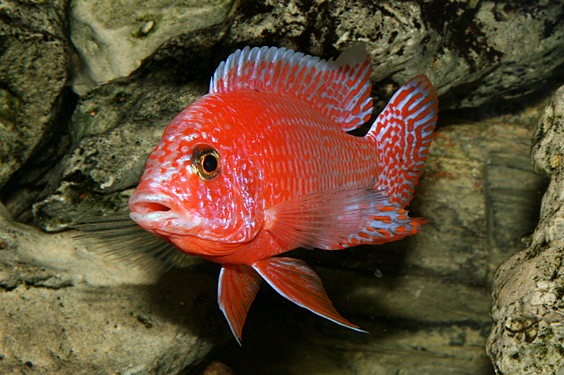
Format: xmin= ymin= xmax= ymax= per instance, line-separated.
xmin=368 ymin=75 xmax=438 ymax=207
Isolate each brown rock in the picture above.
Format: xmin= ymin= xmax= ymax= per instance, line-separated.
xmin=487 ymin=85 xmax=564 ymax=374
xmin=0 ymin=214 xmax=226 ymax=374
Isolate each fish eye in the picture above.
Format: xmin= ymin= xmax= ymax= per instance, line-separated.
xmin=193 ymin=145 xmax=221 ymax=180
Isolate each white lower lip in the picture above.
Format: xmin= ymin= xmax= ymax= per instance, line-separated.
xmin=129 ymin=192 xmax=173 ymax=207
xmin=129 ymin=193 xmax=201 ymax=235
xmin=130 ymin=210 xmax=178 ymax=221
xmin=130 ymin=211 xmax=201 ymax=236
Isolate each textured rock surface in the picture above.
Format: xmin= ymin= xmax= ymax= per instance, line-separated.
xmin=0 ymin=0 xmax=70 ymax=189
xmin=0 ymin=1 xmax=563 ymax=373
xmin=31 ymin=78 xmax=207 ymax=231
xmin=70 ymin=0 xmax=234 ymax=94
xmin=210 ymin=103 xmax=547 ymax=374
xmin=221 ymin=0 xmax=564 ymax=109
xmin=2 ymin=0 xmax=563 ymax=228
xmin=0 ymin=213 xmax=225 ymax=374
xmin=487 ymin=85 xmax=564 ymax=374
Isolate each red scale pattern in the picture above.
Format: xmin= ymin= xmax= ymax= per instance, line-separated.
xmin=131 ymin=45 xmax=439 ymax=343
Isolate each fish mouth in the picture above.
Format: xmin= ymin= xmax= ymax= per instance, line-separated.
xmin=128 ymin=192 xmax=201 ymax=236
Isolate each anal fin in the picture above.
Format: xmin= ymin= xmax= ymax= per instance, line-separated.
xmin=252 ymin=257 xmax=365 ymax=333
xmin=218 ymin=264 xmax=262 ymax=345
xmin=328 ymin=202 xmax=426 ymax=250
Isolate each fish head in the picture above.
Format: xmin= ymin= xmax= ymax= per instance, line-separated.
xmin=128 ymin=97 xmax=264 ymax=256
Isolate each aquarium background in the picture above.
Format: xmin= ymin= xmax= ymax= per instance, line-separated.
xmin=0 ymin=0 xmax=563 ymax=374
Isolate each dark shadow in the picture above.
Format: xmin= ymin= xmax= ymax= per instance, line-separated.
xmin=148 ymin=262 xmax=230 ymax=342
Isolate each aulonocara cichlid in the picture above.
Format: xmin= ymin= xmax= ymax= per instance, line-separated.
xmin=127 ymin=44 xmax=438 ymax=344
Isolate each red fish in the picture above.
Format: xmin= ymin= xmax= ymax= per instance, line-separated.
xmin=127 ymin=45 xmax=438 ymax=343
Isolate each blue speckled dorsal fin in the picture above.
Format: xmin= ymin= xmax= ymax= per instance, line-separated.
xmin=209 ymin=45 xmax=374 ymax=131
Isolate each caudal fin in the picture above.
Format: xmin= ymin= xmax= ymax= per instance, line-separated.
xmin=369 ymin=75 xmax=438 ymax=207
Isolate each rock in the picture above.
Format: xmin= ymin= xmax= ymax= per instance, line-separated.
xmin=222 ymin=0 xmax=564 ymax=109
xmin=59 ymin=0 xmax=564 ymax=105
xmin=487 ymin=84 xmax=564 ymax=374
xmin=1 ymin=0 xmax=560 ymax=228
xmin=487 ymin=246 xmax=564 ymax=374
xmin=0 ymin=1 xmax=70 ymax=190
xmin=0 ymin=1 xmax=561 ymax=373
xmin=0 ymin=201 xmax=12 ymax=220
xmin=31 ymin=78 xmax=207 ymax=231
xmin=0 ymin=214 xmax=227 ymax=374
xmin=531 ymin=84 xmax=564 ymax=246
xmin=69 ymin=0 xmax=234 ymax=95
xmin=198 ymin=361 xmax=236 ymax=375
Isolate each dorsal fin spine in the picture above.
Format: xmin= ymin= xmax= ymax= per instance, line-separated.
xmin=210 ymin=45 xmax=373 ymax=131
xmin=303 ymin=61 xmax=324 ymax=98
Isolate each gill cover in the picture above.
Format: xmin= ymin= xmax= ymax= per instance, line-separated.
xmin=129 ymin=99 xmax=266 ymax=247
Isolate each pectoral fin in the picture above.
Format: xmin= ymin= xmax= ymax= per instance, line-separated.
xmin=253 ymin=257 xmax=366 ymax=333
xmin=218 ymin=264 xmax=262 ymax=345
xmin=265 ymin=187 xmax=424 ymax=250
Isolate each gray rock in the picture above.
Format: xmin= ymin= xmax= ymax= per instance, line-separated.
xmin=0 ymin=1 xmax=561 ymax=373
xmin=31 ymin=77 xmax=207 ymax=231
xmin=222 ymin=0 xmax=564 ymax=109
xmin=69 ymin=0 xmax=234 ymax=95
xmin=531 ymin=84 xmax=564 ymax=246
xmin=487 ymin=85 xmax=564 ymax=374
xmin=0 ymin=213 xmax=225 ymax=374
xmin=487 ymin=246 xmax=564 ymax=374
xmin=30 ymin=0 xmax=564 ymax=231
xmin=0 ymin=1 xmax=69 ymax=189
xmin=3 ymin=0 xmax=560 ymax=229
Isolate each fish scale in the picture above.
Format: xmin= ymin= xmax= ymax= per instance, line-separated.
xmin=124 ymin=44 xmax=438 ymax=344
xmin=234 ymin=92 xmax=378 ymax=203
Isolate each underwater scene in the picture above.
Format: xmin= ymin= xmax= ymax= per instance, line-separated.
xmin=1 ymin=0 xmax=564 ymax=374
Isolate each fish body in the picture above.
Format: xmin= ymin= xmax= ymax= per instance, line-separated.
xmin=128 ymin=45 xmax=438 ymax=343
